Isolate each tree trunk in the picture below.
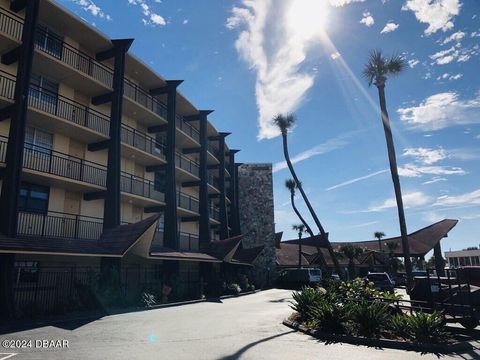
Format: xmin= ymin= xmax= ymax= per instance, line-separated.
xmin=298 ymin=236 xmax=302 ymax=269
xmin=281 ymin=134 xmax=341 ymax=276
xmin=376 ymin=84 xmax=413 ymax=290
xmin=290 ymin=193 xmax=314 ymax=237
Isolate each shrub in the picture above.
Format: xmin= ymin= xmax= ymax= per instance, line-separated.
xmin=309 ymin=299 xmax=348 ymax=333
xmin=226 ymin=283 xmax=241 ymax=295
xmin=140 ymin=292 xmax=158 ymax=308
xmin=389 ymin=314 xmax=410 ymax=339
xmin=348 ymin=300 xmax=391 ymax=337
xmin=290 ymin=287 xmax=326 ymax=321
xmin=405 ymin=311 xmax=450 ymax=344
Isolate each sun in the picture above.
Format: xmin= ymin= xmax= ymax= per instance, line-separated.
xmin=287 ymin=0 xmax=330 ymax=40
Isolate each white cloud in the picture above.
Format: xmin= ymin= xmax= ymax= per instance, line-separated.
xmin=128 ymin=0 xmax=166 ymax=26
xmin=403 ymin=147 xmax=447 ymax=164
xmin=402 ymin=0 xmax=461 ymax=35
xmin=330 ymin=51 xmax=341 ymax=60
xmin=471 ymin=32 xmax=480 ymax=38
xmin=442 ymin=31 xmax=466 ymax=44
xmin=449 ymin=73 xmax=462 ymax=80
xmin=360 ymin=11 xmax=375 ymax=27
xmin=183 ymin=19 xmax=189 ymax=24
xmin=329 ymin=0 xmax=365 ymax=6
xmin=381 ymin=22 xmax=399 ymax=34
xmin=272 ymin=131 xmax=356 ymax=173
xmin=422 ymin=176 xmax=447 ymax=185
xmin=226 ymin=0 xmax=334 ymax=139
xmin=397 ymin=92 xmax=480 ymax=130
xmin=326 ymin=169 xmax=388 ymax=191
xmin=408 ymin=59 xmax=419 ymax=68
xmin=434 ymin=189 xmax=480 ymax=207
xmin=72 ymin=0 xmax=111 ymax=20
xmin=367 ymin=192 xmax=431 ymax=212
xmin=398 ymin=164 xmax=466 ymax=177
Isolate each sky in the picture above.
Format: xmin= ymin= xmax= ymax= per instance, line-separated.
xmin=59 ymin=0 xmax=480 ymax=258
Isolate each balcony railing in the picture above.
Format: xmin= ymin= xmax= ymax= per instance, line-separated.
xmin=121 ymin=124 xmax=166 ymax=160
xmin=0 ymin=135 xmax=6 ymax=163
xmin=17 ymin=211 xmax=103 ymax=240
xmin=123 ymin=78 xmax=168 ymax=119
xmin=120 ymin=172 xmax=164 ymax=202
xmin=0 ymin=70 xmax=15 ymax=100
xmin=207 ymin=173 xmax=220 ymax=190
xmin=175 ymin=115 xmax=200 ymax=143
xmin=207 ymin=142 xmax=220 ymax=159
xmin=22 ymin=142 xmax=107 ymax=187
xmin=209 ymin=206 xmax=220 ymax=221
xmin=0 ymin=6 xmax=23 ymax=41
xmin=175 ymin=152 xmax=199 ymax=177
xmin=177 ymin=192 xmax=199 ymax=213
xmin=179 ymin=232 xmax=199 ymax=251
xmin=28 ymin=84 xmax=111 ymax=136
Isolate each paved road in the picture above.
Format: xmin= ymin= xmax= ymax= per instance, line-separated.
xmin=1 ymin=289 xmax=479 ymax=360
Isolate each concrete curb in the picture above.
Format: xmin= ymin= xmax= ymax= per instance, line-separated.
xmin=0 ymin=290 xmax=262 ymax=334
xmin=283 ymin=318 xmax=474 ymax=354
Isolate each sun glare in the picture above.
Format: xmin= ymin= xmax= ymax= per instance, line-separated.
xmin=287 ymin=0 xmax=330 ymax=40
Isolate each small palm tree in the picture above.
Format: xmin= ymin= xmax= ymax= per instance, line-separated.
xmin=293 ymin=224 xmax=307 ymax=269
xmin=374 ymin=231 xmax=386 ymax=251
xmin=339 ymin=244 xmax=363 ymax=280
xmin=274 ymin=114 xmax=341 ymax=276
xmin=386 ymin=241 xmax=399 ymax=273
xmin=363 ymin=50 xmax=413 ymax=289
xmin=285 ymin=179 xmax=314 ymax=237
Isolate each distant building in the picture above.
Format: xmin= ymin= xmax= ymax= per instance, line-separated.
xmin=445 ymin=249 xmax=480 ymax=268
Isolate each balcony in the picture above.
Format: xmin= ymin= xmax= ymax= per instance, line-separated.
xmin=177 ymin=192 xmax=199 ymax=214
xmin=175 ymin=114 xmax=200 ymax=146
xmin=207 ymin=173 xmax=220 ymax=191
xmin=209 ymin=205 xmax=220 ymax=222
xmin=123 ymin=78 xmax=168 ymax=121
xmin=121 ymin=124 xmax=166 ymax=164
xmin=21 ymin=141 xmax=107 ymax=188
xmin=0 ymin=69 xmax=15 ymax=105
xmin=175 ymin=152 xmax=199 ymax=179
xmin=120 ymin=171 xmax=164 ymax=203
xmin=17 ymin=210 xmax=103 ymax=240
xmin=0 ymin=6 xmax=23 ymax=53
xmin=179 ymin=232 xmax=199 ymax=251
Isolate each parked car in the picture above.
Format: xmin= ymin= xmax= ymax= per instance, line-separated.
xmin=277 ymin=268 xmax=322 ymax=289
xmin=363 ymin=272 xmax=395 ymax=293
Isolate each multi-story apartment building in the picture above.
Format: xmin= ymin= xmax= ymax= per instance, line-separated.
xmin=445 ymin=249 xmax=480 ymax=268
xmin=0 ymin=0 xmax=264 ymax=315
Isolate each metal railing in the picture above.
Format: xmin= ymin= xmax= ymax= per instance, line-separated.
xmin=121 ymin=124 xmax=166 ymax=160
xmin=0 ymin=135 xmax=7 ymax=163
xmin=207 ymin=173 xmax=220 ymax=190
xmin=120 ymin=171 xmax=164 ymax=202
xmin=175 ymin=152 xmax=199 ymax=177
xmin=124 ymin=78 xmax=168 ymax=119
xmin=0 ymin=69 xmax=16 ymax=100
xmin=209 ymin=205 xmax=220 ymax=221
xmin=22 ymin=142 xmax=107 ymax=187
xmin=207 ymin=142 xmax=220 ymax=159
xmin=175 ymin=115 xmax=200 ymax=143
xmin=17 ymin=210 xmax=103 ymax=240
xmin=34 ymin=26 xmax=114 ymax=88
xmin=0 ymin=6 xmax=23 ymax=41
xmin=28 ymin=84 xmax=110 ymax=136
xmin=177 ymin=192 xmax=199 ymax=213
xmin=179 ymin=232 xmax=199 ymax=251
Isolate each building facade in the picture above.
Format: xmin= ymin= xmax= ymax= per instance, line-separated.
xmin=445 ymin=249 xmax=480 ymax=268
xmin=0 ymin=0 xmax=264 ymax=317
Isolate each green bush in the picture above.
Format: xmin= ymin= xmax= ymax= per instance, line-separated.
xmin=226 ymin=283 xmax=241 ymax=295
xmin=290 ymin=286 xmax=326 ymax=321
xmin=348 ymin=300 xmax=391 ymax=337
xmin=404 ymin=311 xmax=450 ymax=344
xmin=309 ymin=299 xmax=348 ymax=333
xmin=389 ymin=314 xmax=410 ymax=339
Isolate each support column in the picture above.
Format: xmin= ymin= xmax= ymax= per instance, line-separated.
xmin=198 ymin=111 xmax=213 ymax=244
xmin=0 ymin=0 xmax=40 ymax=237
xmin=96 ymin=39 xmax=133 ymax=230
xmin=218 ymin=133 xmax=230 ymax=239
xmin=233 ymin=163 xmax=242 ymax=236
xmin=434 ymin=242 xmax=445 ymax=277
xmin=227 ymin=150 xmax=240 ymax=236
xmin=0 ymin=0 xmax=39 ymax=321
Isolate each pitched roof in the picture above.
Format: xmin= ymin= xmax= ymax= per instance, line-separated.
xmin=233 ymin=245 xmax=265 ymax=265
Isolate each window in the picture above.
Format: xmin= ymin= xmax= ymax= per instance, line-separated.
xmin=18 ymin=183 xmax=50 ymax=214
xmin=154 ymin=171 xmax=166 ymax=192
xmin=30 ymin=74 xmax=58 ymax=106
xmin=14 ymin=261 xmax=39 ymax=283
xmin=24 ymin=126 xmax=53 ymax=154
xmin=35 ymin=24 xmax=63 ymax=59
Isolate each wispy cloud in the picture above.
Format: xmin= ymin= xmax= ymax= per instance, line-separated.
xmin=326 ymin=169 xmax=388 ymax=191
xmin=422 ymin=176 xmax=447 ymax=185
xmin=71 ymin=0 xmax=111 ymax=20
xmin=127 ymin=0 xmax=166 ymax=26
xmin=349 ymin=221 xmax=380 ymax=228
xmin=434 ymin=188 xmax=480 ymax=207
xmin=397 ymin=92 xmax=480 ymax=131
xmin=398 ymin=164 xmax=466 ymax=177
xmin=272 ymin=131 xmax=357 ymax=173
xmin=381 ymin=21 xmax=399 ymax=34
xmin=402 ymin=0 xmax=461 ymax=35
xmin=408 ymin=59 xmax=419 ymax=68
xmin=442 ymin=31 xmax=466 ymax=44
xmin=429 ymin=45 xmax=476 ymax=65
xmin=366 ymin=191 xmax=432 ymax=212
xmin=360 ymin=11 xmax=374 ymax=27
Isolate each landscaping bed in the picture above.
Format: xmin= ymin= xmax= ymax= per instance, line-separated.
xmin=284 ymin=279 xmax=474 ymax=354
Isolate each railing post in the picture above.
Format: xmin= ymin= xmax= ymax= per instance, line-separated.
xmin=74 ymin=214 xmax=79 ymax=239
xmin=79 ymin=158 xmax=84 ymax=182
xmin=84 ymin=105 xmax=89 ymax=127
xmin=41 ymin=213 xmax=46 ymax=237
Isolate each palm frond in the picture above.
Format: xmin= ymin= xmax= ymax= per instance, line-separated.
xmin=272 ymin=113 xmax=296 ymax=134
xmin=285 ymin=179 xmax=296 ymax=192
xmin=386 ymin=54 xmax=406 ymax=76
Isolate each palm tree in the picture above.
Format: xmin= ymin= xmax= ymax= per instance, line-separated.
xmin=292 ymin=224 xmax=307 ymax=269
xmin=363 ymin=50 xmax=413 ymax=289
xmin=374 ymin=231 xmax=386 ymax=251
xmin=273 ymin=114 xmax=341 ymax=276
xmin=339 ymin=244 xmax=363 ymax=280
xmin=386 ymin=240 xmax=399 ymax=273
xmin=285 ymin=179 xmax=314 ymax=237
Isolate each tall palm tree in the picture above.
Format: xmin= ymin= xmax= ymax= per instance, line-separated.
xmin=363 ymin=50 xmax=413 ymax=289
xmin=339 ymin=244 xmax=363 ymax=280
xmin=285 ymin=179 xmax=314 ymax=238
xmin=374 ymin=231 xmax=386 ymax=251
xmin=292 ymin=224 xmax=306 ymax=269
xmin=273 ymin=114 xmax=341 ymax=276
